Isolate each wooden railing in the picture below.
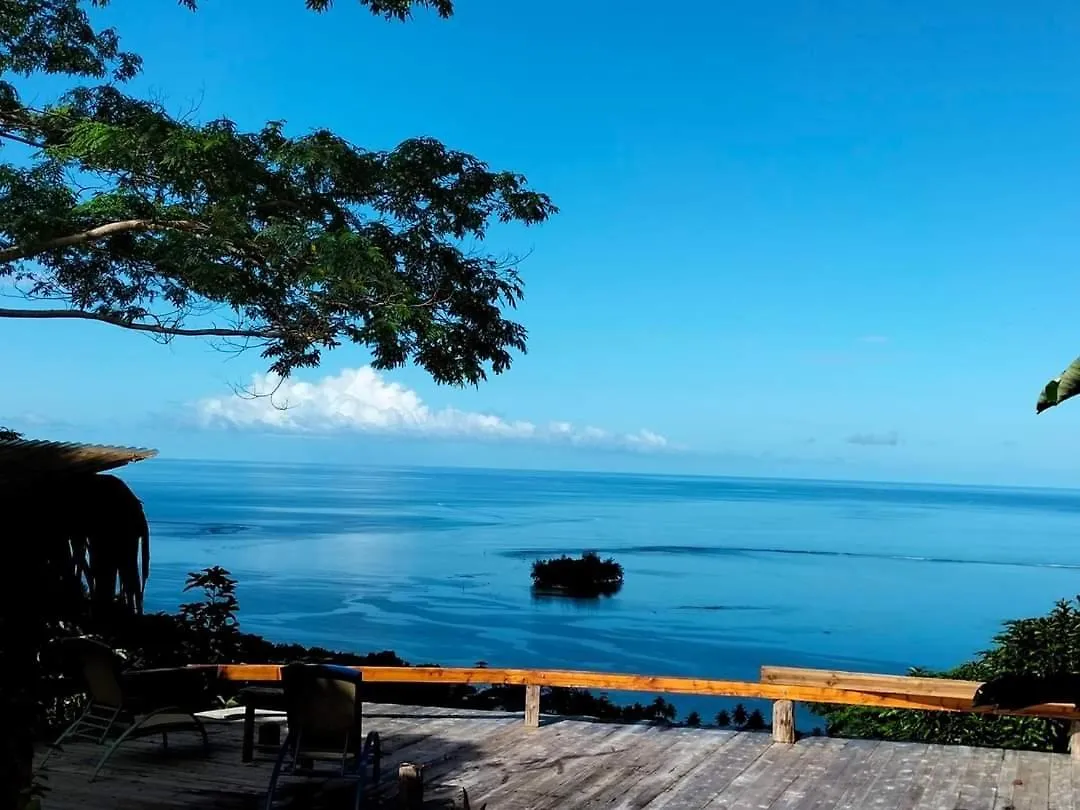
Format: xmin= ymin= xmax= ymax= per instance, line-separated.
xmin=213 ymin=662 xmax=1080 ymax=754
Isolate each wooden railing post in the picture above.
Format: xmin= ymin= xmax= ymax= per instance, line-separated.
xmin=772 ymin=700 xmax=795 ymax=744
xmin=525 ymin=683 xmax=540 ymax=728
xmin=398 ymin=762 xmax=424 ymax=809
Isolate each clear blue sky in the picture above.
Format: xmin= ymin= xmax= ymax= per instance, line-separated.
xmin=4 ymin=0 xmax=1080 ymax=486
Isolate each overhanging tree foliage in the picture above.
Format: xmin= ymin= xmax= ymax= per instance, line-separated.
xmin=0 ymin=0 xmax=556 ymax=384
xmin=1036 ymin=356 xmax=1080 ymax=414
xmin=1 ymin=2 xmax=554 ymax=807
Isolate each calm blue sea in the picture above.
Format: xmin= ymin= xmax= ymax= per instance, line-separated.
xmin=121 ymin=460 xmax=1080 ymax=724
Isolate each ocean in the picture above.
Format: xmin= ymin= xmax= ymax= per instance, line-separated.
xmin=122 ymin=459 xmax=1080 ymax=725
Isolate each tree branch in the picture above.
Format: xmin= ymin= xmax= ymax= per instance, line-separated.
xmin=0 ymin=307 xmax=271 ymax=339
xmin=0 ymin=128 xmax=44 ymax=149
xmin=0 ymin=219 xmax=210 ymax=263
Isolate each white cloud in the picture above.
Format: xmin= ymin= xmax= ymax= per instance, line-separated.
xmin=196 ymin=367 xmax=671 ymax=452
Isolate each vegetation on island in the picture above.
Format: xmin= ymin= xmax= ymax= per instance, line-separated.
xmin=531 ymin=552 xmax=625 ymax=597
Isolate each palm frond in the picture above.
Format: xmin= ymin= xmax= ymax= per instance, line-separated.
xmin=63 ymin=474 xmax=151 ymax=612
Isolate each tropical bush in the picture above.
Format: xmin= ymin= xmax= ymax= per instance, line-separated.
xmin=811 ymin=597 xmax=1080 ymax=752
xmin=531 ymin=552 xmax=624 ymax=597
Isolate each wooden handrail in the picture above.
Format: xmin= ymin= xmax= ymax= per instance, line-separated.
xmin=213 ymin=663 xmax=1080 ymax=726
xmin=760 ymin=666 xmax=984 ymax=700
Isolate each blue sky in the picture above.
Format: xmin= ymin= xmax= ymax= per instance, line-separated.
xmin=4 ymin=0 xmax=1080 ymax=486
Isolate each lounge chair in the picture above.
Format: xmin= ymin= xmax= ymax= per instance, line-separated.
xmin=38 ymin=636 xmax=210 ymax=781
xmin=265 ymin=663 xmax=382 ymax=810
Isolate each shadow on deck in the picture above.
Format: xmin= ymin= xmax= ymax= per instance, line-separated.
xmin=32 ymin=702 xmax=1080 ymax=809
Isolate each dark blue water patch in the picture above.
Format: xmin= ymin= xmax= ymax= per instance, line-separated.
xmin=675 ymin=605 xmax=778 ymax=612
xmin=498 ymin=544 xmax=1080 ymax=571
xmin=632 ymin=568 xmax=687 ymax=579
xmin=150 ymin=511 xmax=501 ymax=537
xmin=530 ymin=589 xmax=620 ymax=607
xmin=414 ymin=575 xmax=491 ymax=591
xmin=153 ymin=520 xmax=252 ymax=536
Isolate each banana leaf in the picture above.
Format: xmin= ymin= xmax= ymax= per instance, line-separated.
xmin=1036 ymin=357 xmax=1080 ymax=414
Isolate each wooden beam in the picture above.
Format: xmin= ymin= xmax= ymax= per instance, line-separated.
xmin=760 ymin=666 xmax=982 ymax=699
xmin=210 ymin=664 xmax=1080 ymax=721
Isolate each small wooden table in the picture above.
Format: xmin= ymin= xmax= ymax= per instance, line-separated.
xmin=237 ymin=686 xmax=286 ymax=763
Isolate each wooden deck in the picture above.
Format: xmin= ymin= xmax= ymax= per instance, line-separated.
xmin=33 ymin=702 xmax=1080 ymax=809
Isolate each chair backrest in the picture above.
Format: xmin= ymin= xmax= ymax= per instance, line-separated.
xmin=282 ymin=663 xmax=363 ymax=756
xmin=60 ymin=636 xmax=125 ymax=708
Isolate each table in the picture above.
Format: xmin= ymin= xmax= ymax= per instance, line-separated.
xmin=237 ymin=686 xmax=286 ymax=763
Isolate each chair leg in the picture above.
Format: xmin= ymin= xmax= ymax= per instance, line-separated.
xmin=264 ymin=732 xmax=294 ymax=810
xmin=366 ymin=731 xmax=381 ymax=787
xmin=242 ymin=703 xmax=256 ymax=763
xmin=187 ymin=712 xmax=209 ymax=750
xmin=37 ymin=705 xmax=90 ymax=769
xmin=89 ymin=724 xmax=138 ymax=784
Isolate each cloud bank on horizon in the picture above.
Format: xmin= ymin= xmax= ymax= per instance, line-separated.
xmin=196 ymin=367 xmax=671 ymax=452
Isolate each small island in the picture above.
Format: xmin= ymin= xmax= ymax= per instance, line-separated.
xmin=531 ymin=551 xmax=624 ymax=598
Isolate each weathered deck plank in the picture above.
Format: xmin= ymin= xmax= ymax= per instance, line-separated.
xmin=574 ymin=726 xmax=723 ymax=809
xmin=890 ymin=743 xmax=947 ymax=810
xmin=512 ymin=723 xmax=658 ymax=809
xmin=1048 ymin=750 xmax=1077 ymax=810
xmin=768 ymin=737 xmax=850 ymax=810
xmin=610 ymin=728 xmax=738 ymax=810
xmin=833 ymin=739 xmax=904 ymax=809
xmin=954 ymin=745 xmax=1006 ymax=810
xmin=644 ymin=731 xmax=774 ymax=808
xmin=791 ymin=738 xmax=880 ymax=810
xmin=31 ymin=702 xmax=1080 ymax=810
xmin=862 ymin=742 xmax=930 ymax=810
xmin=465 ymin=719 xmax=632 ymax=808
xmin=705 ymin=734 xmax=822 ymax=808
xmin=994 ymin=749 xmax=1025 ymax=810
xmin=1013 ymin=750 xmax=1053 ymax=810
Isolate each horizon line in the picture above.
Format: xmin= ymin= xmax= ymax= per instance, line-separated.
xmin=122 ymin=454 xmax=1080 ymax=495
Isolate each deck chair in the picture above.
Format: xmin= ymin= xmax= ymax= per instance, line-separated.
xmin=265 ymin=663 xmax=382 ymax=810
xmin=38 ymin=636 xmax=210 ymax=782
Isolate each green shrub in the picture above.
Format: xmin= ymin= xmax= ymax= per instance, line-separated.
xmin=811 ymin=597 xmax=1080 ymax=752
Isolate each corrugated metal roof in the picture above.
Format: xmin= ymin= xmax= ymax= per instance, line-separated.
xmin=0 ymin=439 xmax=158 ymax=481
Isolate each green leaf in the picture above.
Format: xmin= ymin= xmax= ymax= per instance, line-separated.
xmin=1036 ymin=356 xmax=1080 ymax=414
